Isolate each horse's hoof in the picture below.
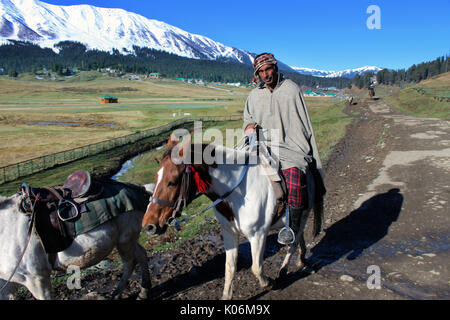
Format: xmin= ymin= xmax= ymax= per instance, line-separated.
xmin=272 ymin=277 xmax=285 ymax=291
xmin=137 ymin=289 xmax=149 ymax=300
xmin=295 ymin=261 xmax=305 ymax=271
xmin=262 ymin=277 xmax=275 ymax=291
xmin=277 ymin=268 xmax=288 ymax=280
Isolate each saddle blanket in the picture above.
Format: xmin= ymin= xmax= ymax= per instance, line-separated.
xmin=74 ymin=181 xmax=150 ymax=236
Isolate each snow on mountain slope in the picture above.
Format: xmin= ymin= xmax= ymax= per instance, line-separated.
xmin=291 ymin=65 xmax=382 ymax=78
xmin=0 ymin=0 xmax=254 ymax=64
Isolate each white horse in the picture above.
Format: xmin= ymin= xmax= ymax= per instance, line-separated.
xmin=142 ymin=134 xmax=323 ymax=300
xmin=0 ymin=183 xmax=154 ymax=300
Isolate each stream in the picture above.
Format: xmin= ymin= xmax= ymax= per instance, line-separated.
xmin=111 ymin=155 xmax=139 ymax=180
xmin=111 ymin=145 xmax=165 ymax=180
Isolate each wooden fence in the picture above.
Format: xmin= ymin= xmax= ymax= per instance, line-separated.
xmin=0 ymin=115 xmax=242 ymax=184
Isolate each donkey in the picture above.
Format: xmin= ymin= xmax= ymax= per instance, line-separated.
xmin=142 ymin=133 xmax=323 ymax=300
xmin=0 ymin=183 xmax=154 ymax=300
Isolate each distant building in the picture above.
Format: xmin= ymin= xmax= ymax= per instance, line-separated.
xmin=303 ymin=89 xmax=336 ymax=97
xmin=148 ymin=72 xmax=160 ymax=79
xmin=100 ymin=95 xmax=119 ymax=103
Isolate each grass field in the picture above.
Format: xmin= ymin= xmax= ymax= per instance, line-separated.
xmin=0 ymin=71 xmax=247 ymax=166
xmin=386 ymin=72 xmax=450 ymax=119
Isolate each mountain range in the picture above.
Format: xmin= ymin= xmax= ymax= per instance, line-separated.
xmin=0 ymin=0 xmax=381 ymax=78
xmin=291 ymin=65 xmax=382 ymax=79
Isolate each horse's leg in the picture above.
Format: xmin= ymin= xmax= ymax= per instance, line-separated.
xmin=135 ymin=243 xmax=151 ymax=300
xmin=24 ymin=276 xmax=52 ymax=300
xmin=249 ymin=233 xmax=271 ymax=289
xmin=221 ymin=228 xmax=238 ymax=300
xmin=277 ymin=244 xmax=297 ymax=280
xmin=0 ymin=280 xmax=19 ymax=300
xmin=295 ymin=209 xmax=311 ymax=269
xmin=113 ymin=247 xmax=136 ymax=299
xmin=277 ymin=209 xmax=311 ymax=280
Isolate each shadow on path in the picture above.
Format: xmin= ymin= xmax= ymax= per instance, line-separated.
xmin=265 ymin=188 xmax=403 ymax=292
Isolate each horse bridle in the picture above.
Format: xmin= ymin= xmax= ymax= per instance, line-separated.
xmin=149 ymin=134 xmax=258 ymax=231
xmin=150 ymin=165 xmax=200 ymax=229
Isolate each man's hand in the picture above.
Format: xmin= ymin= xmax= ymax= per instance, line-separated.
xmin=244 ymin=124 xmax=256 ymax=136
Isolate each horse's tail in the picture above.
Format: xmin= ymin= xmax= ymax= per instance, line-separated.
xmin=312 ymin=198 xmax=324 ymax=238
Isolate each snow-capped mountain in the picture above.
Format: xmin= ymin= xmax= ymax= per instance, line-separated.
xmin=0 ymin=0 xmax=254 ymax=64
xmin=291 ymin=65 xmax=382 ymax=78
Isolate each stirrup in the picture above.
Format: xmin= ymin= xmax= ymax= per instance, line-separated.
xmin=277 ymin=226 xmax=295 ymax=245
xmin=57 ymin=199 xmax=79 ymax=222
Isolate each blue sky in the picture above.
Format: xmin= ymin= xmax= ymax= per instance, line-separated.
xmin=42 ymin=0 xmax=450 ymax=70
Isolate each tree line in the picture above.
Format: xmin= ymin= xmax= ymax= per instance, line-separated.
xmin=376 ymin=56 xmax=449 ymax=86
xmin=0 ymin=40 xmax=351 ymax=88
xmin=350 ymin=56 xmax=449 ymax=89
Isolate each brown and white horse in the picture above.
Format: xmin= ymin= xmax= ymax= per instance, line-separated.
xmin=142 ymin=133 xmax=320 ymax=299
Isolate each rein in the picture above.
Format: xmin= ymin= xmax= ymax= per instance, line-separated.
xmin=151 ymin=134 xmax=257 ymax=231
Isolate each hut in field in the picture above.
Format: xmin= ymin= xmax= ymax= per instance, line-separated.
xmin=100 ymin=95 xmax=118 ymax=103
xmin=148 ymin=72 xmax=160 ymax=79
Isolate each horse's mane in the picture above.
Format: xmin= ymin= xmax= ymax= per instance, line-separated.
xmin=0 ymin=195 xmax=14 ymax=210
xmin=163 ymin=144 xmax=251 ymax=166
xmin=213 ymin=145 xmax=251 ymax=165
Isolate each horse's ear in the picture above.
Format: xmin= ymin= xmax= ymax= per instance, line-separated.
xmin=179 ymin=134 xmax=192 ymax=161
xmin=170 ymin=133 xmax=191 ymax=165
xmin=167 ymin=133 xmax=179 ymax=150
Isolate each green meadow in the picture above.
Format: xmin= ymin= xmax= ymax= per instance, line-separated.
xmin=386 ymin=72 xmax=450 ymax=120
xmin=0 ymin=71 xmax=247 ymax=167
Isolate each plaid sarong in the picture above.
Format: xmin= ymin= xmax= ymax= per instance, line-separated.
xmin=282 ymin=167 xmax=307 ymax=209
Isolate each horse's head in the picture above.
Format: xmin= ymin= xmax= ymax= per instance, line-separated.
xmin=142 ymin=133 xmax=212 ymax=236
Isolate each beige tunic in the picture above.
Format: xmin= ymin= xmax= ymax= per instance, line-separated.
xmin=243 ymin=74 xmax=325 ymax=209
xmin=243 ymin=75 xmax=323 ymax=170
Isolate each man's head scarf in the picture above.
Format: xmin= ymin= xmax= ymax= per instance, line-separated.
xmin=252 ymin=53 xmax=277 ymax=84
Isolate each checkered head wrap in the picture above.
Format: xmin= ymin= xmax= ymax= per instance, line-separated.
xmin=252 ymin=53 xmax=277 ymax=84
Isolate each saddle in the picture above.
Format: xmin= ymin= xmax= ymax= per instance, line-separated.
xmin=19 ymin=171 xmax=150 ymax=255
xmin=18 ymin=170 xmax=104 ymax=254
xmin=63 ymin=170 xmax=92 ymax=199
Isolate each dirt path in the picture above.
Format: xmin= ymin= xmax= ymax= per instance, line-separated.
xmin=258 ymin=98 xmax=450 ymax=300
xmin=48 ymin=97 xmax=449 ymax=301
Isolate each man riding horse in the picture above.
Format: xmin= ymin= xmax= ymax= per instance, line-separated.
xmin=243 ymin=53 xmax=326 ymax=245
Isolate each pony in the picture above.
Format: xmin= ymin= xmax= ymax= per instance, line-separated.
xmin=0 ymin=183 xmax=154 ymax=300
xmin=142 ymin=133 xmax=323 ymax=300
xmin=369 ymin=87 xmax=375 ymax=99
